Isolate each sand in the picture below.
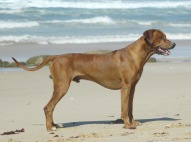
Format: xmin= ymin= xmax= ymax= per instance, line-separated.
xmin=0 ymin=61 xmax=191 ymax=142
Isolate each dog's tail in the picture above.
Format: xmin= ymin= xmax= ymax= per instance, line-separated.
xmin=12 ymin=56 xmax=56 ymax=71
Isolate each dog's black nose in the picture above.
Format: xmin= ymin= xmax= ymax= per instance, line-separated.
xmin=171 ymin=42 xmax=176 ymax=48
xmin=172 ymin=43 xmax=176 ymax=48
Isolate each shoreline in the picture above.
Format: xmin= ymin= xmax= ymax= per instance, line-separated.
xmin=0 ymin=39 xmax=191 ymax=62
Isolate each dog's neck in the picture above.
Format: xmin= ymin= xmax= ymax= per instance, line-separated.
xmin=124 ymin=36 xmax=155 ymax=69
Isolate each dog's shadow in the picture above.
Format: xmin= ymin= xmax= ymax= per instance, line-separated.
xmin=58 ymin=117 xmax=180 ymax=128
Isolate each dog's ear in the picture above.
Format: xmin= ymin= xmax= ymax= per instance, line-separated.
xmin=143 ymin=29 xmax=155 ymax=45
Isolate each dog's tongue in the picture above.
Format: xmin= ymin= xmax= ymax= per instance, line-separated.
xmin=158 ymin=48 xmax=171 ymax=56
xmin=164 ymin=49 xmax=171 ymax=56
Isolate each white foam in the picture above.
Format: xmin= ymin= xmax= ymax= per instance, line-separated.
xmin=0 ymin=9 xmax=22 ymax=14
xmin=0 ymin=21 xmax=39 ymax=29
xmin=43 ymin=16 xmax=115 ymax=24
xmin=0 ymin=35 xmax=139 ymax=45
xmin=166 ymin=33 xmax=191 ymax=40
xmin=0 ymin=33 xmax=191 ymax=45
xmin=0 ymin=0 xmax=191 ymax=9
xmin=169 ymin=23 xmax=191 ymax=27
xmin=134 ymin=21 xmax=191 ymax=27
xmin=135 ymin=21 xmax=153 ymax=26
xmin=65 ymin=16 xmax=116 ymax=24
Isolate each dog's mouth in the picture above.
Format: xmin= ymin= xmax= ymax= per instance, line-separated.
xmin=155 ymin=43 xmax=176 ymax=56
xmin=156 ymin=46 xmax=171 ymax=56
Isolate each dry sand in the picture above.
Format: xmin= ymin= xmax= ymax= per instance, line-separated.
xmin=0 ymin=62 xmax=191 ymax=142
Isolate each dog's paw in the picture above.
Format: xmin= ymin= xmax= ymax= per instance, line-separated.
xmin=47 ymin=127 xmax=56 ymax=132
xmin=123 ymin=124 xmax=137 ymax=129
xmin=51 ymin=126 xmax=57 ymax=131
xmin=132 ymin=120 xmax=141 ymax=126
xmin=51 ymin=124 xmax=62 ymax=131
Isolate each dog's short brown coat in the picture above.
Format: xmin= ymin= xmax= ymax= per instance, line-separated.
xmin=13 ymin=29 xmax=175 ymax=131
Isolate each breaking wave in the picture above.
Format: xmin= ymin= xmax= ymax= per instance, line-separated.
xmin=1 ymin=33 xmax=191 ymax=46
xmin=0 ymin=21 xmax=39 ymax=29
xmin=0 ymin=0 xmax=191 ymax=9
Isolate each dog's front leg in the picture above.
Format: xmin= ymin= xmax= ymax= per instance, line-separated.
xmin=128 ymin=84 xmax=141 ymax=126
xmin=121 ymin=85 xmax=137 ymax=129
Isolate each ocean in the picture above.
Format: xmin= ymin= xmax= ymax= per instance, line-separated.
xmin=0 ymin=0 xmax=191 ymax=58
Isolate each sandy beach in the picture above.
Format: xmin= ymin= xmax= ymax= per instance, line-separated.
xmin=1 ymin=59 xmax=191 ymax=142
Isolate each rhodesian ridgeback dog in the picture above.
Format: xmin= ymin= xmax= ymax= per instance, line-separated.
xmin=12 ymin=29 xmax=175 ymax=131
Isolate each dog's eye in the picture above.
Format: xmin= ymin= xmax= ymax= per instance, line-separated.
xmin=159 ymin=36 xmax=163 ymax=40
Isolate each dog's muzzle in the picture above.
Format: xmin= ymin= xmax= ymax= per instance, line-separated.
xmin=156 ymin=43 xmax=176 ymax=56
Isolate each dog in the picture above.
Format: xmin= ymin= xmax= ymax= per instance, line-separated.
xmin=12 ymin=29 xmax=176 ymax=131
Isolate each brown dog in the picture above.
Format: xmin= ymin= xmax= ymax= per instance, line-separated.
xmin=12 ymin=29 xmax=175 ymax=131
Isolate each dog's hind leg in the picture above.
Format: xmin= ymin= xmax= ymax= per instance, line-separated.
xmin=44 ymin=63 xmax=72 ymax=131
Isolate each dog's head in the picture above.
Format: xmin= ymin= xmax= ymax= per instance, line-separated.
xmin=143 ymin=29 xmax=176 ymax=56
